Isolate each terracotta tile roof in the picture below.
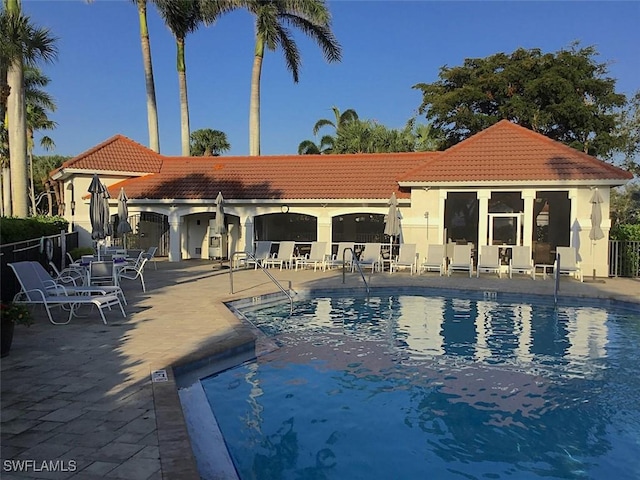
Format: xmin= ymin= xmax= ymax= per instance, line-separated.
xmin=107 ymin=152 xmax=433 ymax=200
xmin=53 ymin=134 xmax=163 ymax=175
xmin=399 ymin=120 xmax=633 ymax=183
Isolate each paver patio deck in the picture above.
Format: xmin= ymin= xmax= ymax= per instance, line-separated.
xmin=1 ymin=259 xmax=638 ymax=479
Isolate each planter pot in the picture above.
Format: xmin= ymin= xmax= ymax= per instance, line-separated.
xmin=1 ymin=319 xmax=15 ymax=358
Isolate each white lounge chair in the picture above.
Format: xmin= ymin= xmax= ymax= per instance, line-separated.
xmin=263 ymin=241 xmax=296 ymax=270
xmin=390 ymin=243 xmax=417 ymax=274
xmin=448 ymin=244 xmax=473 ymax=277
xmin=35 ymin=261 xmax=127 ymax=305
xmin=245 ymin=241 xmax=273 ymax=269
xmin=9 ymin=261 xmax=125 ymax=325
xmin=476 ymin=245 xmax=502 ymax=278
xmin=555 ymin=246 xmax=583 ymax=282
xmin=325 ymin=242 xmax=355 ymax=270
xmin=509 ymin=246 xmax=534 ymax=279
xmin=420 ymin=244 xmax=446 ymax=275
xmin=358 ymin=243 xmax=382 ymax=273
xmin=296 ymin=242 xmax=328 ymax=271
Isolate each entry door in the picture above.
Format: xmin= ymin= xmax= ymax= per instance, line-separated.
xmin=488 ymin=213 xmax=522 ymax=246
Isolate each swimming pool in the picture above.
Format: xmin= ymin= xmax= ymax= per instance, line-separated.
xmin=193 ymin=290 xmax=640 ymax=479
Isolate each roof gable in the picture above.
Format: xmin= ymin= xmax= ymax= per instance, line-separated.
xmin=399 ymin=120 xmax=633 ymax=183
xmin=55 ymin=134 xmax=163 ymax=175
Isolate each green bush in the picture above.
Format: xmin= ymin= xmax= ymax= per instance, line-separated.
xmin=610 ymin=224 xmax=640 ymax=241
xmin=0 ymin=216 xmax=69 ymax=244
xmin=68 ymin=247 xmax=95 ymax=261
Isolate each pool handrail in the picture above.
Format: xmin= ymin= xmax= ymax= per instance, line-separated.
xmin=554 ymin=251 xmax=560 ymax=306
xmin=342 ymin=247 xmax=370 ymax=297
xmin=229 ymin=251 xmax=293 ymax=315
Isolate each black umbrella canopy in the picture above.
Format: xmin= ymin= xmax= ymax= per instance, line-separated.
xmin=117 ymin=188 xmax=133 ymax=235
xmin=88 ymin=174 xmax=107 ymax=241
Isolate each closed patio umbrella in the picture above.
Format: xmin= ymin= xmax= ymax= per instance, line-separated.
xmin=214 ymin=191 xmax=226 ymax=235
xmin=384 ymin=192 xmax=402 ymax=263
xmin=117 ymin=188 xmax=133 ymax=248
xmin=589 ymin=188 xmax=605 ymax=280
xmin=589 ymin=188 xmax=604 ymax=242
xmin=88 ymin=174 xmax=109 ymax=259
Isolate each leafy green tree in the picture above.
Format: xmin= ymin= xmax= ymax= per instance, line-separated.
xmin=413 ymin=43 xmax=626 ymax=156
xmin=611 ymin=183 xmax=640 ymax=227
xmin=189 ymin=128 xmax=230 ymax=156
xmin=243 ymin=0 xmax=342 ymax=156
xmin=612 ymin=90 xmax=640 ymax=176
xmin=1 ymin=2 xmax=57 ymax=217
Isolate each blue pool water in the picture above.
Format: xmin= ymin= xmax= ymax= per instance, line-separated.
xmin=201 ymin=292 xmax=640 ymax=480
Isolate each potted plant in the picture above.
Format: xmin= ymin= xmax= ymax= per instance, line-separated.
xmin=1 ymin=302 xmax=33 ymax=357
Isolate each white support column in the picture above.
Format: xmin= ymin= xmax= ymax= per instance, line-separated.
xmin=522 ymin=189 xmax=536 ymax=247
xmin=168 ymin=210 xmax=182 ymax=262
xmin=242 ymin=216 xmax=254 ymax=253
xmin=477 ymin=190 xmax=490 ymax=247
xmin=438 ymin=190 xmax=447 ymax=244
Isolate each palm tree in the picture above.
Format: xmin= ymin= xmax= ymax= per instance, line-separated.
xmin=155 ymin=0 xmax=206 ymax=156
xmin=244 ymin=0 xmax=342 ymax=156
xmin=313 ymin=105 xmax=358 ymax=136
xmin=1 ymin=1 xmax=57 ymax=217
xmin=132 ymin=0 xmax=160 ymax=153
xmin=23 ymin=67 xmax=56 ymax=213
xmin=190 ymin=128 xmax=231 ymax=156
xmin=298 ymin=105 xmax=357 ymax=154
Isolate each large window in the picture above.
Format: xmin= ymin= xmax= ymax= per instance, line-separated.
xmin=332 ymin=213 xmax=385 ymax=243
xmin=255 ymin=213 xmax=317 ymax=242
xmin=444 ymin=192 xmax=478 ymax=245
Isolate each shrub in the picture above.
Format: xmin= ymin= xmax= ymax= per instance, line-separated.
xmin=68 ymin=247 xmax=95 ymax=261
xmin=610 ymin=224 xmax=640 ymax=241
xmin=0 ymin=216 xmax=69 ymax=244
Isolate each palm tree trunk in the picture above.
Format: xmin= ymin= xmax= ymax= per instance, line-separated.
xmin=7 ymin=57 xmax=28 ymax=217
xmin=137 ymin=0 xmax=160 ymax=153
xmin=176 ymin=38 xmax=190 ymax=156
xmin=2 ymin=167 xmax=10 ymax=216
xmin=249 ymin=37 xmax=264 ymax=156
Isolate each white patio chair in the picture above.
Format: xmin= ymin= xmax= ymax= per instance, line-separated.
xmin=358 ymin=243 xmax=382 ymax=274
xmin=143 ymin=246 xmax=158 ymax=270
xmin=117 ymin=257 xmax=149 ymax=292
xmin=8 ymin=261 xmax=125 ymax=325
xmin=390 ymin=243 xmax=418 ymax=275
xmin=554 ymin=246 xmax=583 ymax=282
xmin=296 ymin=242 xmax=328 ymax=271
xmin=325 ymin=242 xmax=355 ymax=270
xmin=245 ymin=241 xmax=273 ymax=269
xmin=420 ymin=244 xmax=446 ymax=275
xmin=263 ymin=241 xmax=296 ymax=270
xmin=43 ymin=261 xmax=127 ymax=305
xmin=476 ymin=245 xmax=502 ymax=278
xmin=509 ymin=246 xmax=534 ymax=279
xmin=448 ymin=244 xmax=473 ymax=277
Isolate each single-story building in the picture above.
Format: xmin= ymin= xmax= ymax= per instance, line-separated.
xmin=50 ymin=120 xmax=633 ymax=276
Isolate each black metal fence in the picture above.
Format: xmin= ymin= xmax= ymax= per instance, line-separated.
xmin=609 ymin=240 xmax=640 ymax=278
xmin=1 ymin=231 xmax=79 ymax=303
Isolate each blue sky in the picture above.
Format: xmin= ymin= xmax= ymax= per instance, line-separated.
xmin=23 ymin=0 xmax=640 ymax=158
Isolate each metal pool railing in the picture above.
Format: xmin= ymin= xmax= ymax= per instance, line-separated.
xmin=342 ymin=247 xmax=370 ymax=298
xmin=229 ymin=251 xmax=293 ymax=316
